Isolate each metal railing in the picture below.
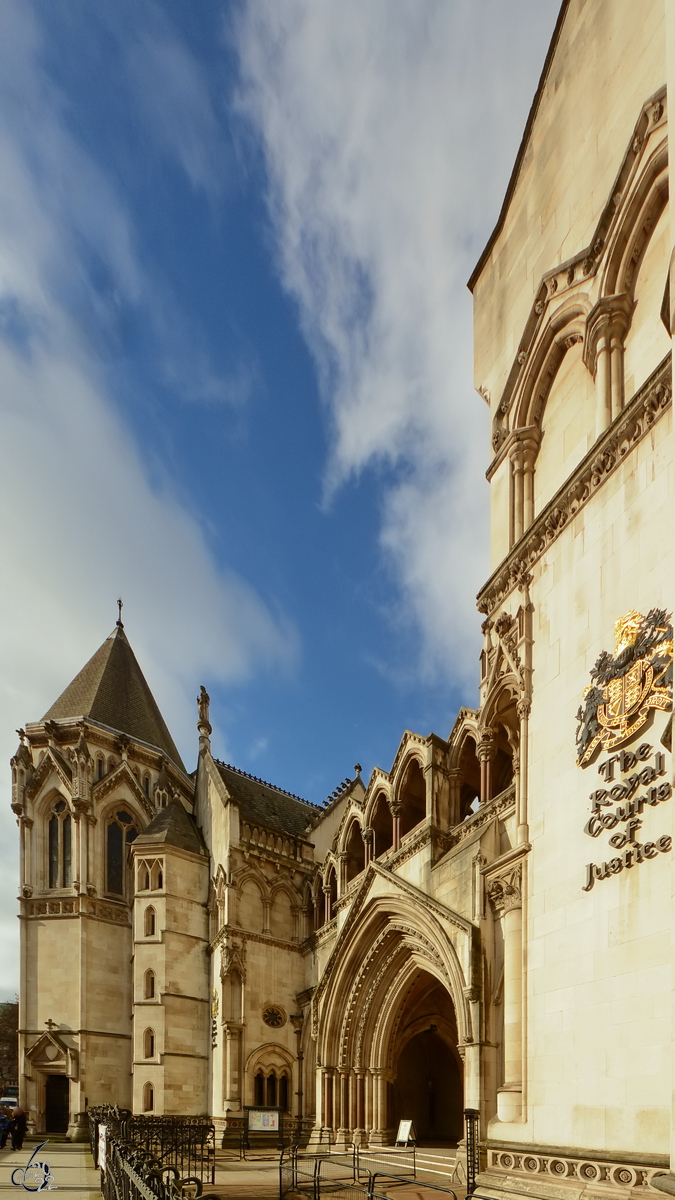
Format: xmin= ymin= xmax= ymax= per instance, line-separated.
xmin=465 ymin=1107 xmax=480 ymax=1195
xmin=279 ymin=1146 xmax=457 ymax=1200
xmin=89 ymin=1109 xmax=216 ymax=1196
xmin=97 ymin=1125 xmax=220 ymax=1200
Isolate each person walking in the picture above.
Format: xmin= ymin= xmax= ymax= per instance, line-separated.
xmin=0 ymin=1110 xmax=10 ymax=1149
xmin=10 ymin=1107 xmax=27 ymax=1152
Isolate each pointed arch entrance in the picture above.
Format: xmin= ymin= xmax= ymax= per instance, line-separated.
xmin=391 ymin=973 xmax=463 ymax=1143
xmin=312 ymin=877 xmax=476 ymax=1145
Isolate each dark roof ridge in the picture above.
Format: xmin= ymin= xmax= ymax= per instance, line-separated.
xmin=214 ymin=758 xmax=321 ymax=811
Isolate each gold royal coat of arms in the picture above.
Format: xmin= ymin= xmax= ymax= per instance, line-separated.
xmin=576 ymin=609 xmax=673 ymax=766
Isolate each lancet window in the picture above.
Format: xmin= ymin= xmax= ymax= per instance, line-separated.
xmin=106 ymin=809 xmax=139 ymax=896
xmin=253 ymin=1068 xmax=289 ymax=1110
xmin=142 ymin=1082 xmax=154 ymax=1112
xmin=48 ymin=799 xmax=72 ymax=889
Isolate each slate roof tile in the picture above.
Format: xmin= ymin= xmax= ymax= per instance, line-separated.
xmin=42 ymin=624 xmax=185 ymax=772
xmin=215 ymin=761 xmax=320 ymax=837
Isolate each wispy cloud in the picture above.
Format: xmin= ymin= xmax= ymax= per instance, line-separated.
xmin=0 ymin=0 xmax=296 ymax=998
xmin=235 ymin=0 xmax=560 ymax=683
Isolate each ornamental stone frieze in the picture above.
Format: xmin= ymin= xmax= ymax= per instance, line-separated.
xmin=486 ymin=1145 xmax=668 ymax=1194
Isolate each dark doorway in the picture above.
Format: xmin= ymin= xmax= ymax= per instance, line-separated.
xmin=45 ymin=1075 xmax=69 ymax=1133
xmin=395 ymin=1030 xmax=462 ymax=1143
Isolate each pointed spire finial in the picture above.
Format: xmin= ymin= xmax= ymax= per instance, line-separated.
xmin=117 ymin=597 xmax=123 ymax=628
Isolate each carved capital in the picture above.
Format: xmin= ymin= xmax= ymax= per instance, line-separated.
xmin=477 ymin=730 xmax=496 ymax=763
xmin=488 ymin=864 xmax=522 ymax=914
xmin=583 ymin=293 xmax=633 ymax=376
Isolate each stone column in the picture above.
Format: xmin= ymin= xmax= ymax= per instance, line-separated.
xmin=362 ymin=827 xmax=373 ymax=867
xmin=595 ymin=318 xmax=612 ymax=435
xmin=355 ymin=1069 xmax=366 ymax=1138
xmin=477 ymin=730 xmax=495 ymax=806
xmin=365 ymin=1070 xmax=373 ymax=1136
xmin=336 ymin=1068 xmax=350 ymax=1142
xmin=224 ymin=1025 xmax=240 ymax=1104
xmin=291 ymin=1014 xmax=304 ymax=1120
xmin=510 ymin=444 xmax=524 ymax=544
xmin=323 ymin=883 xmax=332 ymax=925
xmin=490 ymin=866 xmax=523 ymax=1122
xmin=322 ymin=1069 xmax=333 ymax=1130
xmin=370 ymin=1069 xmax=389 ymax=1143
xmin=521 ymin=435 xmax=539 ymax=531
xmin=583 ymin=295 xmax=633 ymax=436
xmin=389 ymin=802 xmax=402 ymax=852
xmin=516 ymin=699 xmax=530 ymax=845
xmin=348 ymin=1070 xmax=358 ymax=1134
xmin=447 ymin=768 xmax=463 ymax=826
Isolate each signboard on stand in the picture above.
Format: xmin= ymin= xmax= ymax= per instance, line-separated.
xmin=395 ymin=1119 xmax=416 ymax=1146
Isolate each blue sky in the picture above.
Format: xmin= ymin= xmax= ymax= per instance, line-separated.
xmin=0 ymin=0 xmax=561 ymax=995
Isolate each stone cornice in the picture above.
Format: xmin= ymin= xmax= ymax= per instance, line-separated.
xmin=477 ymin=356 xmax=671 ymax=616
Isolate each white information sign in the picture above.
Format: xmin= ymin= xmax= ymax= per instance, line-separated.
xmin=98 ymin=1124 xmax=107 ymax=1173
xmin=247 ymin=1109 xmax=280 ymax=1132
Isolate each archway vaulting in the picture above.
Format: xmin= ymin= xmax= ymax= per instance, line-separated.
xmin=313 ymin=862 xmax=478 ymax=1072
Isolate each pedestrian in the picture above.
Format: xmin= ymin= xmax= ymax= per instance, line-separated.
xmin=0 ymin=1110 xmax=10 ymax=1149
xmin=11 ymin=1107 xmax=27 ymax=1152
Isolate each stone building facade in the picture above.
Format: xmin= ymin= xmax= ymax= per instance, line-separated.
xmin=11 ymin=2 xmax=675 ymax=1196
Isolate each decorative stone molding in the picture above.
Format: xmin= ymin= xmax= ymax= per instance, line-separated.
xmin=486 ymin=1145 xmax=668 ymax=1193
xmin=478 ymin=357 xmax=671 ymax=616
xmin=488 ymin=87 xmax=666 ymax=438
xmin=583 ymin=293 xmax=634 ymax=376
xmin=487 ymin=864 xmax=522 ymax=914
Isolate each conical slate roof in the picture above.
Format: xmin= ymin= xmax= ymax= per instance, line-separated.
xmin=42 ymin=624 xmax=186 ymax=772
xmin=133 ymin=799 xmax=205 ymax=855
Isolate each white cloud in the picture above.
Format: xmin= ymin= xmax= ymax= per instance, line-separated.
xmin=0 ymin=0 xmax=296 ymax=999
xmin=235 ymin=0 xmax=560 ymax=682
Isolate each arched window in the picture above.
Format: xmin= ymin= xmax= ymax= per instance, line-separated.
xmin=371 ymin=793 xmax=393 ymax=858
xmin=458 ymin=736 xmax=480 ymax=821
xmin=399 ymin=760 xmax=427 ymax=838
xmin=344 ymin=821 xmax=365 ymax=883
xmin=144 ymin=907 xmax=156 ymax=937
xmin=254 ymin=1071 xmax=264 ymax=1106
xmin=143 ymin=1028 xmax=155 ymax=1058
xmin=279 ymin=1073 xmax=289 ymax=1112
xmin=106 ymin=809 xmax=139 ymax=896
xmin=142 ymin=1082 xmax=154 ymax=1112
xmin=324 ymin=866 xmax=337 ymax=922
xmin=144 ymin=969 xmax=155 ymax=1000
xmin=151 ymin=862 xmax=163 ymax=890
xmin=97 ymin=757 xmax=104 ymax=781
xmin=266 ymin=1073 xmax=277 ymax=1106
xmin=48 ymin=800 xmax=72 ymax=889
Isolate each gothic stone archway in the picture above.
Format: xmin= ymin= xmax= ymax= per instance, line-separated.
xmin=312 ymin=872 xmax=476 ymax=1145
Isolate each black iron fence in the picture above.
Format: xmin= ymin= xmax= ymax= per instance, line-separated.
xmin=88 ymin=1108 xmax=217 ymax=1200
